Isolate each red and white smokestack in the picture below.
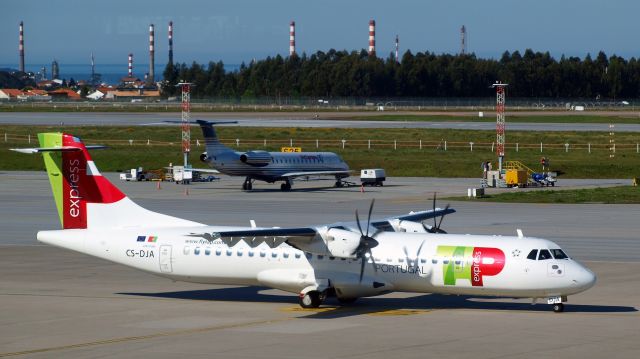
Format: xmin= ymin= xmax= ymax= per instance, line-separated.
xmin=19 ymin=21 xmax=25 ymax=72
xmin=149 ymin=24 xmax=155 ymax=83
xmin=395 ymin=35 xmax=399 ymax=63
xmin=368 ymin=20 xmax=376 ymax=56
xmin=289 ymin=21 xmax=296 ymax=57
xmin=168 ymin=21 xmax=174 ymax=64
xmin=128 ymin=53 xmax=133 ymax=78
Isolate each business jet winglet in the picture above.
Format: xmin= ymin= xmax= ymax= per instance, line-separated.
xmin=12 ymin=133 xmax=595 ymax=312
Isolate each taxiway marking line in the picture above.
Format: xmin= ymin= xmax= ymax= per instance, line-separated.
xmin=0 ymin=317 xmax=294 ymax=357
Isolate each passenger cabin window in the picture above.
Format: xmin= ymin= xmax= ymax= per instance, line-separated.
xmin=551 ymin=249 xmax=569 ymax=259
xmin=205 ymin=248 xmax=211 ymax=256
xmin=194 ymin=247 xmax=200 ymax=255
xmin=527 ymin=249 xmax=538 ymax=260
xmin=183 ymin=246 xmax=190 ymax=255
xmin=538 ymin=249 xmax=552 ymax=260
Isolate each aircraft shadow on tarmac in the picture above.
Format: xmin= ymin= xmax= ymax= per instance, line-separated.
xmin=119 ymin=286 xmax=637 ymax=318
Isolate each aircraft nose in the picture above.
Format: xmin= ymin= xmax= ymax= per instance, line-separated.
xmin=573 ymin=265 xmax=597 ymax=291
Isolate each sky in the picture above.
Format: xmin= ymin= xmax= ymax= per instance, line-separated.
xmin=1 ymin=0 xmax=639 ymax=67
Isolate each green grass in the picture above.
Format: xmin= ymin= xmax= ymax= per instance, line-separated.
xmin=348 ymin=114 xmax=640 ymax=124
xmin=448 ymin=186 xmax=640 ymax=204
xmin=2 ymin=124 xmax=640 ymax=178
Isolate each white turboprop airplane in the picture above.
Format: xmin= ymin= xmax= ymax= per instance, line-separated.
xmin=196 ymin=120 xmax=351 ymax=191
xmin=13 ymin=132 xmax=596 ymax=312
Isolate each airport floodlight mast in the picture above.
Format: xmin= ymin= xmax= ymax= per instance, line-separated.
xmin=492 ymin=82 xmax=508 ymax=171
xmin=177 ymin=82 xmax=193 ymax=167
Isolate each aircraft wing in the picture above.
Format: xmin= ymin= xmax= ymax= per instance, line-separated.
xmin=192 ymin=168 xmax=220 ymax=174
xmin=281 ymin=170 xmax=351 ymax=178
xmin=370 ymin=207 xmax=456 ymax=231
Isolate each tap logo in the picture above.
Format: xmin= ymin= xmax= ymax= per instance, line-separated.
xmin=437 ymin=246 xmax=505 ymax=287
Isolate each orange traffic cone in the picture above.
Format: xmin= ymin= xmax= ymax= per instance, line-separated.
xmin=156 ymin=181 xmax=161 ymax=190
xmin=360 ymin=184 xmax=365 ymax=193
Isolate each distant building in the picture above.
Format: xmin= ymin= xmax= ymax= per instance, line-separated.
xmin=0 ymin=88 xmax=51 ymax=101
xmin=51 ymin=60 xmax=59 ymax=80
xmin=47 ymin=88 xmax=81 ymax=100
xmin=105 ymin=88 xmax=160 ymax=101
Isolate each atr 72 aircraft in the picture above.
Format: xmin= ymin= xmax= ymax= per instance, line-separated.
xmin=196 ymin=120 xmax=351 ymax=191
xmin=13 ymin=133 xmax=596 ymax=312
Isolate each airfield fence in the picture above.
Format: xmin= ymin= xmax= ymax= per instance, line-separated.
xmin=2 ymin=97 xmax=640 ymax=112
xmin=2 ymin=132 xmax=632 ymax=154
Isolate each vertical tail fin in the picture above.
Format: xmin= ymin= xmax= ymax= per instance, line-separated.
xmin=12 ymin=133 xmax=202 ymax=229
xmin=196 ymin=120 xmax=235 ymax=155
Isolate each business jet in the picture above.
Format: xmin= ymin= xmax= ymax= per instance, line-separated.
xmin=12 ymin=132 xmax=596 ymax=313
xmin=196 ymin=120 xmax=351 ymax=191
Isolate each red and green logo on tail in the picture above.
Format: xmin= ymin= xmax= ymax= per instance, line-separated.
xmin=38 ymin=133 xmax=125 ymax=229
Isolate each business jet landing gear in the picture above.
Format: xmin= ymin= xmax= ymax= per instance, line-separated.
xmin=552 ymin=303 xmax=564 ymax=313
xmin=299 ymin=290 xmax=324 ymax=308
xmin=280 ymin=179 xmax=292 ymax=191
xmin=242 ymin=177 xmax=253 ymax=191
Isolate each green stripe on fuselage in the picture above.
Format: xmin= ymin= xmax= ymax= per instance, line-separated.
xmin=38 ymin=133 xmax=64 ymax=227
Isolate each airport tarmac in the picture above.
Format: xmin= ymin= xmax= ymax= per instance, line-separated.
xmin=1 ymin=172 xmax=639 ymax=358
xmin=2 ymin=111 xmax=640 ymax=132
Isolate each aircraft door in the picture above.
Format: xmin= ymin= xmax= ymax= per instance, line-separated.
xmin=159 ymin=245 xmax=173 ymax=273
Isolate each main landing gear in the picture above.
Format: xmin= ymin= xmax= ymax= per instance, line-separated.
xmin=280 ymin=179 xmax=292 ymax=191
xmin=299 ymin=290 xmax=324 ymax=308
xmin=242 ymin=177 xmax=253 ymax=191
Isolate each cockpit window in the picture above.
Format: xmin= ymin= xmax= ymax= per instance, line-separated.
xmin=526 ymin=249 xmax=538 ymax=260
xmin=551 ymin=249 xmax=569 ymax=259
xmin=538 ymin=249 xmax=552 ymax=260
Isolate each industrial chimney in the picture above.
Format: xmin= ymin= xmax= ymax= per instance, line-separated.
xmin=19 ymin=21 xmax=25 ymax=72
xmin=149 ymin=24 xmax=155 ymax=84
xmin=368 ymin=20 xmax=376 ymax=57
xmin=168 ymin=21 xmax=174 ymax=65
xmin=128 ymin=53 xmax=133 ymax=78
xmin=395 ymin=35 xmax=399 ymax=63
xmin=289 ymin=21 xmax=296 ymax=57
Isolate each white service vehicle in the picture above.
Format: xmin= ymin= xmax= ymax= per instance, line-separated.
xmin=361 ymin=168 xmax=386 ymax=186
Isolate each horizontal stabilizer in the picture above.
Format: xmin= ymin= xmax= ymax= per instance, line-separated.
xmin=10 ymin=145 xmax=106 ymax=154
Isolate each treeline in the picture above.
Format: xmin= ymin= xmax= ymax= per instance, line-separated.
xmin=161 ymin=49 xmax=640 ymax=99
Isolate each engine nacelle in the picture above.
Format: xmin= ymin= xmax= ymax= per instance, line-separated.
xmin=239 ymin=151 xmax=271 ymax=166
xmin=324 ymin=228 xmax=361 ymax=259
xmin=389 ymin=219 xmax=429 ymax=233
xmin=199 ymin=152 xmax=208 ymax=162
xmin=330 ymin=272 xmax=394 ymax=299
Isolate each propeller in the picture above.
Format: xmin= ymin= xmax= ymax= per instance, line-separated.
xmin=353 ymin=199 xmax=380 ymax=282
xmin=403 ymin=240 xmax=426 ymax=268
xmin=426 ymin=193 xmax=450 ymax=234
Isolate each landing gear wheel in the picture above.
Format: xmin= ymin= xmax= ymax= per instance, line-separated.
xmin=552 ymin=303 xmax=564 ymax=313
xmin=247 ymin=183 xmax=252 ymax=190
xmin=281 ymin=182 xmax=292 ymax=191
xmin=335 ymin=181 xmax=343 ymax=188
xmin=242 ymin=183 xmax=247 ymax=190
xmin=299 ymin=291 xmax=322 ymax=308
xmin=337 ymin=297 xmax=358 ymax=305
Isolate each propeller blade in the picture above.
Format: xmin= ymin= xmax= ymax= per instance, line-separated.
xmin=355 ymin=209 xmax=363 ymax=236
xmin=359 ymin=256 xmax=366 ymax=282
xmin=436 ymin=204 xmax=451 ymax=232
xmin=366 ymin=199 xmax=375 ymax=237
xmin=368 ymin=249 xmax=378 ymax=272
xmin=432 ymin=193 xmax=437 ymax=229
xmin=416 ymin=240 xmax=426 ymax=257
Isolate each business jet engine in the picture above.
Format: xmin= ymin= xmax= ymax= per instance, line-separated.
xmin=240 ymin=151 xmax=271 ymax=166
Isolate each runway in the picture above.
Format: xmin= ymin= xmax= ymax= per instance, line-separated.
xmin=1 ymin=171 xmax=639 ymax=358
xmin=2 ymin=111 xmax=640 ymax=132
